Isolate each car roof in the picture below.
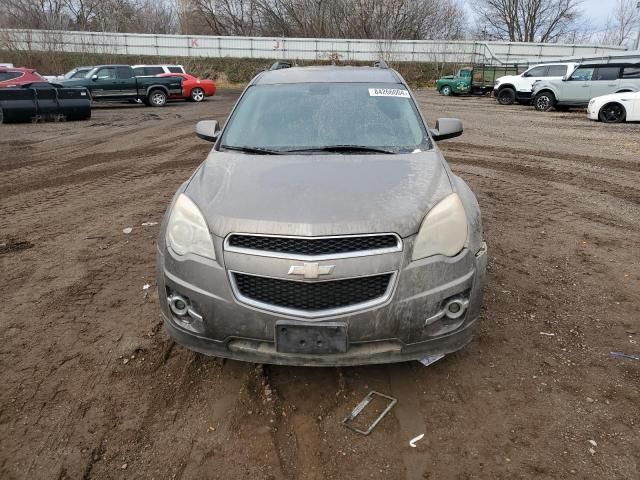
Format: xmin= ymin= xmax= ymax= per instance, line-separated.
xmin=0 ymin=67 xmax=36 ymax=73
xmin=252 ymin=66 xmax=403 ymax=85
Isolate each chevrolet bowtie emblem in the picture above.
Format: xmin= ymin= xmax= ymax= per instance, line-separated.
xmin=288 ymin=262 xmax=335 ymax=279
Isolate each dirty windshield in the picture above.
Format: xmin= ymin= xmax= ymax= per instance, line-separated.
xmin=220 ymin=83 xmax=432 ymax=154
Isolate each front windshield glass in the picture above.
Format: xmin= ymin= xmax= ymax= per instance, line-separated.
xmin=220 ymin=83 xmax=432 ymax=153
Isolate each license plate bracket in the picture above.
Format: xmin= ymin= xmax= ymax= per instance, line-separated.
xmin=275 ymin=321 xmax=347 ymax=354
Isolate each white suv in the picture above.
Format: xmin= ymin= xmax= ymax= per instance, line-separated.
xmin=494 ymin=63 xmax=577 ymax=105
xmin=132 ymin=64 xmax=186 ymax=76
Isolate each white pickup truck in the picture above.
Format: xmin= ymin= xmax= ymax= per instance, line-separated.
xmin=494 ymin=63 xmax=577 ymax=105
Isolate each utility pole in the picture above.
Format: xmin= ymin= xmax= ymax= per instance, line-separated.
xmin=635 ymin=1 xmax=640 ymax=50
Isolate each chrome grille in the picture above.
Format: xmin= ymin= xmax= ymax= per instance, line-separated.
xmin=225 ymin=233 xmax=401 ymax=259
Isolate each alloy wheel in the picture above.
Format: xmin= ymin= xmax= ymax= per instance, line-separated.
xmin=191 ymin=88 xmax=205 ymax=102
xmin=600 ymin=104 xmax=625 ymax=123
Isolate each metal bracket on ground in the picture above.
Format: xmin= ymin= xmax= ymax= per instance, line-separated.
xmin=342 ymin=390 xmax=397 ymax=435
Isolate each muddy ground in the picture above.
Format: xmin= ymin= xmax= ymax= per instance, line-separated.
xmin=1 ymin=90 xmax=638 ymax=480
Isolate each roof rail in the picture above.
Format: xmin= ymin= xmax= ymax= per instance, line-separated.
xmin=270 ymin=61 xmax=292 ymax=71
xmin=374 ymin=60 xmax=389 ymax=69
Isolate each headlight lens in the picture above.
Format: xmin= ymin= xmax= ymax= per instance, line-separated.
xmin=412 ymin=194 xmax=468 ymax=261
xmin=589 ymin=99 xmax=596 ymax=105
xmin=166 ymin=194 xmax=215 ymax=260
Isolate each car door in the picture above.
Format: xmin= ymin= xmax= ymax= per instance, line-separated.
xmin=115 ymin=66 xmax=137 ymax=99
xmin=589 ymin=66 xmax=621 ymax=99
xmin=520 ymin=65 xmax=548 ymax=92
xmin=563 ymin=66 xmax=594 ymax=102
xmin=90 ymin=67 xmax=117 ymax=98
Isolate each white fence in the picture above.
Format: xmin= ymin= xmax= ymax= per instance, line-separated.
xmin=0 ymin=28 xmax=628 ymax=65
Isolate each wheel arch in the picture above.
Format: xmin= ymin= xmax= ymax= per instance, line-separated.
xmin=145 ymin=84 xmax=169 ymax=96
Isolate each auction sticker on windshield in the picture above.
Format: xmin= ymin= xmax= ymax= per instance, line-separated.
xmin=368 ymin=88 xmax=410 ymax=98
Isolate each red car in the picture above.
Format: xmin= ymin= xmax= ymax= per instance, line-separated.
xmin=0 ymin=67 xmax=47 ymax=87
xmin=158 ymin=73 xmax=216 ymax=102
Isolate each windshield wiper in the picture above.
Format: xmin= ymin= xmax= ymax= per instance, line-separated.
xmin=220 ymin=145 xmax=281 ymax=155
xmin=283 ymin=145 xmax=394 ymax=154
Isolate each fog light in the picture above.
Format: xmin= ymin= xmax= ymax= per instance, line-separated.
xmin=443 ymin=298 xmax=468 ymax=320
xmin=168 ymin=294 xmax=189 ymax=316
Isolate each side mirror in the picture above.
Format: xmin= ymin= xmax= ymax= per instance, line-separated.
xmin=196 ymin=120 xmax=220 ymax=142
xmin=91 ymin=74 xmax=98 ymax=81
xmin=562 ymin=75 xmax=568 ymax=81
xmin=430 ymin=118 xmax=463 ymax=142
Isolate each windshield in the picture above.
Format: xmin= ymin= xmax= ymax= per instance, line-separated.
xmin=220 ymin=83 xmax=431 ymax=154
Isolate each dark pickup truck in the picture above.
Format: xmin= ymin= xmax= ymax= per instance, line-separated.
xmin=59 ymin=64 xmax=182 ymax=107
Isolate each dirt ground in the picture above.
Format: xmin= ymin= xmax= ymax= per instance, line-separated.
xmin=1 ymin=89 xmax=639 ymax=480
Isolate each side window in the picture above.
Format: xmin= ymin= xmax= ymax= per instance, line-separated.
xmin=569 ymin=67 xmax=594 ymax=81
xmin=594 ymin=67 xmax=620 ymax=81
xmin=546 ymin=65 xmax=567 ymax=76
xmin=71 ymin=70 xmax=88 ymax=79
xmin=622 ymin=67 xmax=640 ymax=78
xmin=133 ymin=67 xmax=144 ymax=76
xmin=168 ymin=67 xmax=183 ymax=73
xmin=145 ymin=67 xmax=164 ymax=76
xmin=524 ymin=66 xmax=547 ymax=77
xmin=116 ymin=67 xmax=133 ymax=79
xmin=95 ymin=68 xmax=115 ymax=80
xmin=0 ymin=72 xmax=22 ymax=81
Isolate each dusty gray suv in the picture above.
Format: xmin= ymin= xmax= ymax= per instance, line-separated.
xmin=156 ymin=64 xmax=487 ymax=366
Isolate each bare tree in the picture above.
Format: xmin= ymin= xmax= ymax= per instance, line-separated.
xmin=599 ymin=0 xmax=640 ymax=46
xmin=474 ymin=0 xmax=584 ymax=43
xmin=180 ymin=0 xmax=466 ymax=39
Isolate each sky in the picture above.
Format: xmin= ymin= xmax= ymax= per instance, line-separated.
xmin=583 ymin=0 xmax=617 ymax=25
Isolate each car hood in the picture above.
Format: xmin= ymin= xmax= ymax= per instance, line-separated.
xmin=593 ymin=91 xmax=639 ymax=103
xmin=185 ymin=150 xmax=453 ymax=238
xmin=496 ymin=74 xmax=519 ymax=84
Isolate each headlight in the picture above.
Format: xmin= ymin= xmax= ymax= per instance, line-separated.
xmin=412 ymin=194 xmax=467 ymax=261
xmin=589 ymin=99 xmax=596 ymax=105
xmin=166 ymin=194 xmax=215 ymax=260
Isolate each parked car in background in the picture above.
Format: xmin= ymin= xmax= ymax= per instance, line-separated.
xmin=588 ymin=90 xmax=640 ymax=123
xmin=132 ymin=64 xmax=186 ymax=76
xmin=493 ymin=62 xmax=577 ymax=105
xmin=59 ymin=64 xmax=182 ymax=107
xmin=532 ymin=62 xmax=640 ymax=111
xmin=44 ymin=66 xmax=94 ymax=83
xmin=0 ymin=67 xmax=47 ymax=87
xmin=157 ymin=63 xmax=487 ymax=366
xmin=436 ymin=65 xmax=521 ymax=96
xmin=0 ymin=63 xmax=14 ymax=68
xmin=158 ymin=73 xmax=216 ymax=102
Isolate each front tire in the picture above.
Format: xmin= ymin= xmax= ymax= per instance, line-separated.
xmin=190 ymin=88 xmax=205 ymax=102
xmin=599 ymin=103 xmax=626 ymax=123
xmin=497 ymin=87 xmax=516 ymax=105
xmin=441 ymin=85 xmax=452 ymax=96
xmin=534 ymin=92 xmax=556 ymax=112
xmin=147 ymin=89 xmax=167 ymax=107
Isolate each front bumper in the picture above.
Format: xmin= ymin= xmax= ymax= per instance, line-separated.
xmin=156 ymin=240 xmax=488 ymax=366
xmin=587 ymin=103 xmax=598 ymax=120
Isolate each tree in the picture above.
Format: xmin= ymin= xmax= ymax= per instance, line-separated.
xmin=599 ymin=0 xmax=640 ymax=46
xmin=473 ymin=0 xmax=584 ymax=43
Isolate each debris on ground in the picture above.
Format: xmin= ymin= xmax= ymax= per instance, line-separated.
xmin=343 ymin=391 xmax=397 ymax=436
xmin=610 ymin=352 xmax=640 ymax=361
xmin=141 ymin=222 xmax=158 ymax=226
xmin=409 ymin=433 xmax=425 ymax=448
xmin=122 ymin=227 xmax=132 ymax=234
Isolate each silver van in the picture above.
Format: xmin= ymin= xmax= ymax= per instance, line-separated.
xmin=532 ymin=63 xmax=640 ymax=111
